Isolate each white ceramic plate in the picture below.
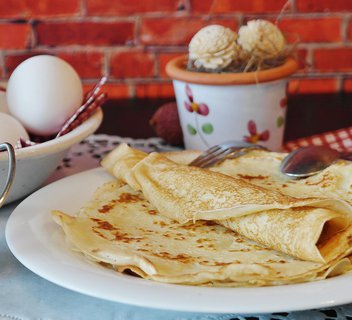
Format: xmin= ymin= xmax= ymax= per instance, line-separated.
xmin=5 ymin=168 xmax=352 ymax=314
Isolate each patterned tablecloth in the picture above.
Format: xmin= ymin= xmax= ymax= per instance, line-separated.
xmin=1 ymin=134 xmax=352 ymax=320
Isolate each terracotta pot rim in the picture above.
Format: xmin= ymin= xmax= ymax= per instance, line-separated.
xmin=166 ymin=55 xmax=299 ymax=85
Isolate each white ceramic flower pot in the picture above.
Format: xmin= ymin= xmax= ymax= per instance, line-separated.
xmin=166 ymin=56 xmax=298 ymax=151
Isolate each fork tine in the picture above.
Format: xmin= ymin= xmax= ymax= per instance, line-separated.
xmin=189 ymin=143 xmax=242 ymax=167
xmin=206 ymin=146 xmax=268 ymax=167
xmin=206 ymin=144 xmax=223 ymax=153
xmin=198 ymin=147 xmax=239 ymax=168
xmin=193 ymin=147 xmax=230 ymax=165
xmin=190 ymin=149 xmax=227 ymax=167
xmin=189 ymin=141 xmax=268 ymax=168
xmin=189 ymin=145 xmax=223 ymax=167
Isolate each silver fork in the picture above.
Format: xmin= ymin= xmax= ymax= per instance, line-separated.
xmin=189 ymin=141 xmax=267 ymax=168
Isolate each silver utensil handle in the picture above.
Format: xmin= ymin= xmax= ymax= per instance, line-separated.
xmin=0 ymin=143 xmax=16 ymax=207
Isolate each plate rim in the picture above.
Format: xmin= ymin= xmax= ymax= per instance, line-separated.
xmin=5 ymin=167 xmax=352 ymax=314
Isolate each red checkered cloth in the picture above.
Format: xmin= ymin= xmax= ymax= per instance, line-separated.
xmin=283 ymin=127 xmax=352 ymax=153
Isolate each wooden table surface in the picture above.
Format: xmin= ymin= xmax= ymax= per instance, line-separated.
xmin=97 ymin=94 xmax=352 ymax=144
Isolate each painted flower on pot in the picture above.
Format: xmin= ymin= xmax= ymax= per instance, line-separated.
xmin=243 ymin=120 xmax=270 ymax=144
xmin=184 ymin=84 xmax=213 ymax=147
xmin=276 ymin=96 xmax=287 ymax=128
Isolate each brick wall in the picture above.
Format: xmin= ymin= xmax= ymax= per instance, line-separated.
xmin=0 ymin=0 xmax=351 ymax=98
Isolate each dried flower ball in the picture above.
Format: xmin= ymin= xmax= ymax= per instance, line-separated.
xmin=238 ymin=20 xmax=286 ymax=60
xmin=188 ymin=25 xmax=241 ymax=70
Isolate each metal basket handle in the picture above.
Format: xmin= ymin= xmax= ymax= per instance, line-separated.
xmin=0 ymin=143 xmax=16 ymax=207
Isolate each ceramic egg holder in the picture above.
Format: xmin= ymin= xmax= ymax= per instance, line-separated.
xmin=18 ymin=77 xmax=107 ymax=148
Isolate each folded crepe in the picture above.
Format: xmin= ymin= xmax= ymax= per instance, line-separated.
xmin=164 ymin=149 xmax=352 ymax=206
xmin=166 ymin=149 xmax=352 ymax=262
xmin=101 ymin=144 xmax=352 ymax=263
xmin=52 ymin=180 xmax=352 ymax=287
xmin=205 ymin=149 xmax=352 ymax=206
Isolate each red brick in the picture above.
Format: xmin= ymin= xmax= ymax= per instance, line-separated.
xmin=36 ymin=22 xmax=135 ymax=46
xmin=314 ymin=48 xmax=352 ymax=72
xmin=140 ymin=17 xmax=237 ymax=46
xmin=278 ymin=18 xmax=341 ymax=43
xmin=191 ymin=0 xmax=289 ymax=13
xmin=0 ymin=23 xmax=31 ymax=49
xmin=159 ymin=52 xmax=185 ymax=78
xmin=294 ymin=48 xmax=309 ymax=71
xmin=57 ymin=52 xmax=103 ymax=78
xmin=208 ymin=18 xmax=238 ymax=31
xmin=84 ymin=83 xmax=130 ymax=99
xmin=343 ymin=79 xmax=352 ymax=92
xmin=135 ymin=82 xmax=175 ymax=98
xmin=5 ymin=52 xmax=103 ymax=78
xmin=347 ymin=22 xmax=352 ymax=41
xmin=297 ymin=0 xmax=352 ymax=12
xmin=0 ymin=0 xmax=80 ymax=18
xmin=140 ymin=18 xmax=202 ymax=46
xmin=86 ymin=0 xmax=183 ymax=15
xmin=110 ymin=51 xmax=155 ymax=78
xmin=288 ymin=78 xmax=338 ymax=94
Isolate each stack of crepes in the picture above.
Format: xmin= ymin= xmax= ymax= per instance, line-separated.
xmin=52 ymin=144 xmax=352 ymax=287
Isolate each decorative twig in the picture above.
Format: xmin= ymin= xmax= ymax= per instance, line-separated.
xmin=56 ymin=76 xmax=107 ymax=138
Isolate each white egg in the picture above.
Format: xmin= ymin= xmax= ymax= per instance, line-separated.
xmin=6 ymin=55 xmax=83 ymax=136
xmin=0 ymin=112 xmax=29 ymax=146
